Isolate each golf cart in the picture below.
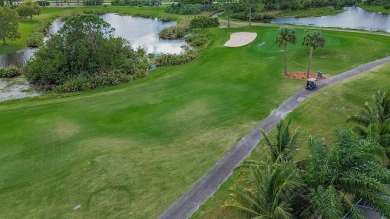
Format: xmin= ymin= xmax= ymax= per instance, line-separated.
xmin=306 ymin=78 xmax=317 ymax=90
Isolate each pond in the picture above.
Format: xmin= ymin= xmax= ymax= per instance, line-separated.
xmin=272 ymin=7 xmax=390 ymax=32
xmin=0 ymin=14 xmax=185 ymax=67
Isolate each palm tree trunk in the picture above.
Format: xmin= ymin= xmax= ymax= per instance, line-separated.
xmin=248 ymin=4 xmax=251 ymax=26
xmin=228 ymin=13 xmax=230 ymax=27
xmin=284 ymin=44 xmax=287 ymax=75
xmin=227 ymin=10 xmax=230 ymax=28
xmin=307 ymin=46 xmax=313 ymax=78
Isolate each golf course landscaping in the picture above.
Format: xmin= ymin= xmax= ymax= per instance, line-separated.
xmin=192 ymin=61 xmax=390 ymax=219
xmin=1 ymin=5 xmax=390 ymax=219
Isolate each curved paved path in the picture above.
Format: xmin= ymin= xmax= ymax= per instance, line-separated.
xmin=159 ymin=56 xmax=390 ymax=219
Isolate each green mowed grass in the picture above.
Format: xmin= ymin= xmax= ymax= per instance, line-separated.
xmin=192 ymin=57 xmax=390 ymax=219
xmin=1 ymin=26 xmax=390 ymax=218
xmin=194 ymin=57 xmax=390 ymax=219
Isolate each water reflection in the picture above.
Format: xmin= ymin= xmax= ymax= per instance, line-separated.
xmin=0 ymin=14 xmax=185 ymax=67
xmin=0 ymin=48 xmax=37 ymax=67
xmin=100 ymin=14 xmax=185 ymax=54
xmin=272 ymin=7 xmax=390 ymax=32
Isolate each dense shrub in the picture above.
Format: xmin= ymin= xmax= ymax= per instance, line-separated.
xmin=251 ymin=12 xmax=276 ymax=21
xmin=83 ymin=0 xmax=103 ymax=5
xmin=36 ymin=0 xmax=50 ymax=6
xmin=154 ymin=46 xmax=197 ymax=66
xmin=384 ymin=2 xmax=390 ymax=9
xmin=24 ymin=15 xmax=149 ymax=91
xmin=26 ymin=32 xmax=43 ymax=47
xmin=158 ymin=25 xmax=190 ymax=39
xmin=184 ymin=28 xmax=211 ymax=47
xmin=111 ymin=0 xmax=161 ymax=6
xmin=0 ymin=66 xmax=23 ymax=78
xmin=54 ymin=72 xmax=132 ymax=92
xmin=164 ymin=4 xmax=204 ymax=15
xmin=190 ymin=16 xmax=219 ymax=28
xmin=230 ymin=13 xmax=246 ymax=20
xmin=263 ymin=0 xmax=358 ymax=10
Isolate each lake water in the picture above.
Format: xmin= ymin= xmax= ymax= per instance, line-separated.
xmin=272 ymin=7 xmax=390 ymax=32
xmin=0 ymin=14 xmax=185 ymax=67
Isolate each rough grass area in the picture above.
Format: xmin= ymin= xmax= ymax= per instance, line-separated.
xmin=191 ymin=63 xmax=390 ymax=219
xmin=1 ymin=26 xmax=390 ymax=218
xmin=275 ymin=7 xmax=342 ymax=18
xmin=358 ymin=3 xmax=390 ymax=15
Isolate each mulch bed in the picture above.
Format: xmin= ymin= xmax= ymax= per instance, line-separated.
xmin=283 ymin=72 xmax=327 ymax=81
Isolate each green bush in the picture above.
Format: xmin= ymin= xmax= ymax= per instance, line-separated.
xmin=384 ymin=2 xmax=390 ymax=9
xmin=36 ymin=0 xmax=50 ymax=6
xmin=0 ymin=66 xmax=23 ymax=78
xmin=154 ymin=46 xmax=197 ymax=66
xmin=184 ymin=29 xmax=211 ymax=47
xmin=251 ymin=12 xmax=276 ymax=21
xmin=164 ymin=3 xmax=204 ymax=15
xmin=230 ymin=13 xmax=246 ymax=21
xmin=111 ymin=0 xmax=161 ymax=6
xmin=26 ymin=32 xmax=43 ymax=47
xmin=158 ymin=25 xmax=190 ymax=39
xmin=190 ymin=16 xmax=219 ymax=28
xmin=0 ymin=68 xmax=5 ymax=78
xmin=83 ymin=0 xmax=103 ymax=5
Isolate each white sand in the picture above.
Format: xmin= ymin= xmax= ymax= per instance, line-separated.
xmin=224 ymin=32 xmax=257 ymax=47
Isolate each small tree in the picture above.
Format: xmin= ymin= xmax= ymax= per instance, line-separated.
xmin=17 ymin=0 xmax=41 ymax=21
xmin=222 ymin=0 xmax=237 ymax=28
xmin=276 ymin=27 xmax=296 ymax=76
xmin=302 ymin=31 xmax=325 ymax=78
xmin=246 ymin=0 xmax=260 ymax=26
xmin=0 ymin=6 xmax=21 ymax=45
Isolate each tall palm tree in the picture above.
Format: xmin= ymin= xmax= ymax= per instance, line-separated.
xmin=298 ymin=129 xmax=390 ymax=219
xmin=276 ymin=27 xmax=296 ymax=76
xmin=348 ymin=90 xmax=390 ymax=155
xmin=260 ymin=118 xmax=300 ymax=163
xmin=225 ymin=162 xmax=302 ymax=219
xmin=302 ymin=31 xmax=325 ymax=78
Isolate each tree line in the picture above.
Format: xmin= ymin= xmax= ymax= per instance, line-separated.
xmin=225 ymin=90 xmax=390 ymax=218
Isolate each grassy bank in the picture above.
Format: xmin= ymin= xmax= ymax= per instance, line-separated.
xmin=1 ymin=24 xmax=390 ymax=218
xmin=192 ymin=60 xmax=390 ymax=219
xmin=277 ymin=7 xmax=342 ymax=17
xmin=358 ymin=3 xmax=390 ymax=14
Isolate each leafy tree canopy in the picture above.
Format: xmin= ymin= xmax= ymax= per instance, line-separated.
xmin=17 ymin=0 xmax=41 ymax=21
xmin=0 ymin=5 xmax=21 ymax=45
xmin=25 ymin=14 xmax=149 ymax=91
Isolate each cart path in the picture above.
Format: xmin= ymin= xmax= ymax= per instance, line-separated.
xmin=159 ymin=56 xmax=390 ymax=219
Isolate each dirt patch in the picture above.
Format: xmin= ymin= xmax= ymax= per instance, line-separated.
xmin=224 ymin=32 xmax=257 ymax=47
xmin=283 ymin=72 xmax=327 ymax=81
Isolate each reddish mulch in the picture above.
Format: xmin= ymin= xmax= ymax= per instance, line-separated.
xmin=283 ymin=72 xmax=327 ymax=81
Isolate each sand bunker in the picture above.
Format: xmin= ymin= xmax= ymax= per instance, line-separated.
xmin=224 ymin=32 xmax=257 ymax=47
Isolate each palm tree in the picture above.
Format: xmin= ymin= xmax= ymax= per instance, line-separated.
xmin=276 ymin=27 xmax=296 ymax=76
xmin=302 ymin=31 xmax=325 ymax=78
xmin=260 ymin=118 xmax=300 ymax=163
xmin=347 ymin=90 xmax=390 ymax=155
xmin=225 ymin=162 xmax=302 ymax=219
xmin=297 ymin=129 xmax=390 ymax=219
